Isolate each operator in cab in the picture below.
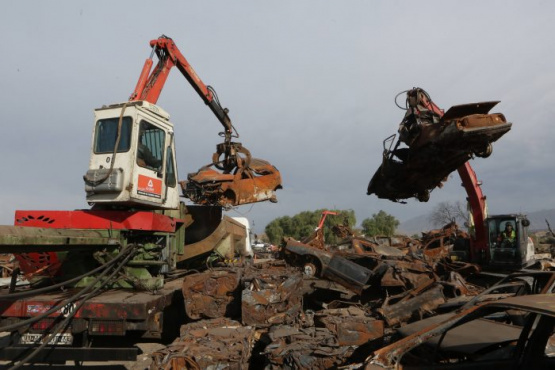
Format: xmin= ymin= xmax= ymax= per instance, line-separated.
xmin=137 ymin=124 xmax=162 ymax=169
xmin=497 ymin=223 xmax=516 ymax=247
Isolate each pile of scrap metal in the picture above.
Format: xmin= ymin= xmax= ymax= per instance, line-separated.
xmin=362 ymin=272 xmax=555 ymax=369
xmin=151 ymin=260 xmax=308 ymax=368
xmin=150 ymin=260 xmax=388 ymax=369
xmin=148 ymin=251 xmax=555 ymax=368
xmin=367 ymin=87 xmax=512 ymax=202
xmin=283 ymin=235 xmax=480 ymax=325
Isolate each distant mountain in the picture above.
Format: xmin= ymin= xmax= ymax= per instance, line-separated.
xmin=398 ymin=209 xmax=555 ymax=235
xmin=527 ymin=209 xmax=555 ymax=231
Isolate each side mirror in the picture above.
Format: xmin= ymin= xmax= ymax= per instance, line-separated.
xmin=521 ymin=219 xmax=530 ymax=227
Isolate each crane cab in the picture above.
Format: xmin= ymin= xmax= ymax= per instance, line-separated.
xmin=486 ymin=214 xmax=533 ymax=269
xmin=84 ymin=101 xmax=180 ymax=210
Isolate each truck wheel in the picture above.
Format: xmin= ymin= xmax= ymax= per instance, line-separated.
xmin=417 ymin=190 xmax=430 ymax=202
xmin=303 ymin=262 xmax=318 ymax=277
xmin=475 ymin=143 xmax=492 ymax=158
xmin=302 ymin=256 xmax=321 ymax=277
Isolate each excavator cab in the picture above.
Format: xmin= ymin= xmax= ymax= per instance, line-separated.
xmin=487 ymin=214 xmax=533 ymax=268
xmin=84 ymin=101 xmax=180 ymax=210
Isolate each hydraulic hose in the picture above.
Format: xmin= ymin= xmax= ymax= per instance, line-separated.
xmin=1 ymin=245 xmax=130 ymax=299
xmin=0 ymin=244 xmax=136 ymax=333
xmin=8 ymin=246 xmax=137 ymax=369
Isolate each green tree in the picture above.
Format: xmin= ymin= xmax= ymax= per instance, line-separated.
xmin=361 ymin=210 xmax=399 ymax=237
xmin=265 ymin=209 xmax=356 ymax=245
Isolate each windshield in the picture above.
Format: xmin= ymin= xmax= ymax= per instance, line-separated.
xmin=94 ymin=117 xmax=132 ymax=154
xmin=488 ymin=217 xmax=521 ymax=264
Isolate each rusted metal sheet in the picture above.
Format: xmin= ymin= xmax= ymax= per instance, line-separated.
xmin=178 ymin=215 xmax=247 ymax=262
xmin=150 ymin=318 xmax=255 ymax=369
xmin=263 ymin=325 xmax=355 ymax=369
xmin=440 ymin=271 xmax=476 ymax=298
xmin=181 ymin=158 xmax=282 ymax=207
xmin=379 ymin=259 xmax=436 ymax=291
xmin=378 ymin=281 xmax=446 ymax=326
xmin=417 ymin=222 xmax=469 ymax=262
xmin=182 ymin=268 xmax=242 ymax=320
xmin=241 ymin=261 xmax=303 ymax=327
xmin=314 ymin=307 xmax=384 ymax=346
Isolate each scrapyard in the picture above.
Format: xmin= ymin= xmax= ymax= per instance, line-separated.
xmin=0 ymin=24 xmax=553 ymax=370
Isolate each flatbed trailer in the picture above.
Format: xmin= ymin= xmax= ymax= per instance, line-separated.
xmin=0 ymin=278 xmax=185 ymax=362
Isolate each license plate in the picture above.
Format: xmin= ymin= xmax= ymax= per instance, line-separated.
xmin=20 ymin=333 xmax=73 ymax=346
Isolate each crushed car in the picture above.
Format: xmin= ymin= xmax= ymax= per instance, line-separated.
xmin=367 ymin=87 xmax=512 ymax=202
xmin=181 ymin=157 xmax=282 ymax=207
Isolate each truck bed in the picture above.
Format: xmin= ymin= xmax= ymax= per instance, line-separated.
xmin=0 ymin=278 xmax=185 ymax=362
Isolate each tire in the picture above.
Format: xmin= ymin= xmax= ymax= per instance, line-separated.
xmin=303 ymin=261 xmax=319 ymax=277
xmin=417 ymin=190 xmax=430 ymax=202
xmin=475 ymin=143 xmax=493 ymax=158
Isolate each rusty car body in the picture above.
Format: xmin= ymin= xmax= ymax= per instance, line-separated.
xmin=366 ymin=294 xmax=555 ymax=370
xmin=368 ymin=98 xmax=512 ymax=202
xmin=284 ymin=238 xmax=375 ymax=294
xmin=181 ymin=157 xmax=282 ymax=207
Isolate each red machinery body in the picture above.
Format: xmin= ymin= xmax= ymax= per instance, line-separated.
xmin=11 ymin=210 xmax=183 ymax=279
xmin=14 ymin=210 xmax=181 ymax=232
xmin=422 ymin=97 xmax=488 ymax=262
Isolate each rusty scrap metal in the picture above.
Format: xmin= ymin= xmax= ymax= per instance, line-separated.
xmin=263 ymin=325 xmax=355 ymax=370
xmin=242 ymin=261 xmax=303 ymax=327
xmin=378 ymin=280 xmax=446 ymax=327
xmin=439 ymin=271 xmax=479 ymax=298
xmin=181 ymin=268 xmax=242 ymax=320
xmin=284 ymin=238 xmax=375 ymax=294
xmin=379 ymin=259 xmax=436 ymax=291
xmin=150 ymin=318 xmax=254 ymax=370
xmin=314 ymin=307 xmax=384 ymax=346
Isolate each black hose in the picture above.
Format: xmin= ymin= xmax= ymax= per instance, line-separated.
xmin=0 ymin=244 xmax=135 ymax=333
xmin=8 ymin=247 xmax=137 ymax=369
xmin=1 ymin=245 xmax=129 ymax=299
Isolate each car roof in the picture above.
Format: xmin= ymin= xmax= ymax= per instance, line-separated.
xmin=486 ymin=293 xmax=555 ymax=315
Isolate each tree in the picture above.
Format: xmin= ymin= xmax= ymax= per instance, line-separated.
xmin=428 ymin=201 xmax=468 ymax=228
xmin=361 ymin=210 xmax=399 ymax=237
xmin=265 ymin=209 xmax=356 ymax=245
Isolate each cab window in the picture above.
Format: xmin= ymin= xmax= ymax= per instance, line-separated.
xmin=137 ymin=121 xmax=165 ymax=170
xmin=94 ymin=117 xmax=132 ymax=153
xmin=165 ymin=146 xmax=176 ymax=187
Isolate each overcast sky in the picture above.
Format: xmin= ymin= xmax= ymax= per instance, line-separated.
xmin=1 ymin=1 xmax=554 ymax=234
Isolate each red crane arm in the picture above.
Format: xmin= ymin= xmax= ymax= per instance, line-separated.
xmin=406 ymin=87 xmax=489 ymax=262
xmin=129 ymin=36 xmax=233 ymax=141
xmin=318 ymin=211 xmax=339 ymax=230
xmin=457 ymin=162 xmax=488 ymax=261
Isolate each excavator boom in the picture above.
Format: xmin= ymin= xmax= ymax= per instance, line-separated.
xmin=130 ymin=36 xmax=233 ymax=141
xmin=126 ymin=35 xmax=281 ymax=207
